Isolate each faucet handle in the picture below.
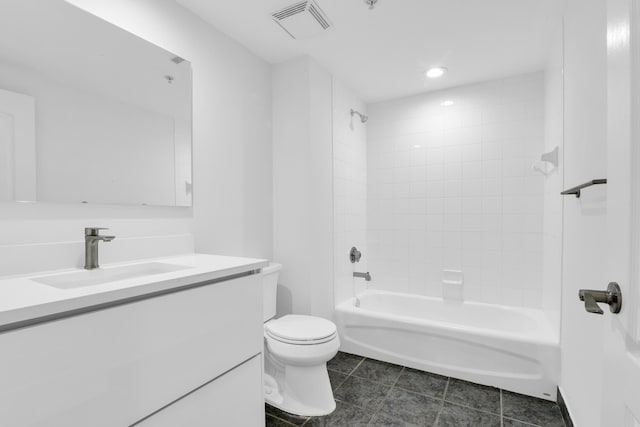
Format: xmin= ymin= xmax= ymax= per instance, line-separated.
xmin=85 ymin=227 xmax=109 ymax=236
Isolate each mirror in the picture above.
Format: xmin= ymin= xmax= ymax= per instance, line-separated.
xmin=0 ymin=0 xmax=192 ymax=206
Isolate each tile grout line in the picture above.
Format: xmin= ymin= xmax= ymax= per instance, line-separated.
xmin=366 ymin=364 xmax=405 ymax=426
xmin=329 ymin=371 xmax=348 ymax=393
xmin=442 ymin=394 xmax=503 ymax=417
xmin=348 ymin=356 xmax=367 ymax=376
xmin=500 ymin=389 xmax=504 ymax=427
xmin=325 ymin=355 xmax=365 ymax=396
xmin=502 ymin=417 xmax=544 ymax=427
xmin=432 ymin=377 xmax=450 ymax=427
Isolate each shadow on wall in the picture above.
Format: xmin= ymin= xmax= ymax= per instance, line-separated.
xmin=276 ymin=284 xmax=293 ymax=317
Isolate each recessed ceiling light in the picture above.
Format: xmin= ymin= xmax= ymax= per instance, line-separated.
xmin=425 ymin=67 xmax=447 ymax=79
xmin=441 ymin=100 xmax=454 ymax=107
xmin=413 ymin=144 xmax=422 ymax=148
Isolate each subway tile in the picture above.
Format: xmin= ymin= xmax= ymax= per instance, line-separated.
xmin=463 ymin=180 xmax=483 ymax=197
xmin=462 ymin=161 xmax=482 ymax=179
xmin=462 ymin=232 xmax=484 ymax=250
xmin=462 ymin=250 xmax=484 ymax=268
xmin=461 ymin=197 xmax=483 ymax=214
xmin=461 ymin=214 xmax=483 ymax=232
xmin=482 ymin=159 xmax=502 ymax=178
xmin=443 ymin=214 xmax=462 ymax=232
xmin=409 ymin=165 xmax=427 ymax=182
xmin=444 ymin=163 xmax=463 ymax=180
xmin=444 ymin=180 xmax=463 ymax=197
xmin=424 ymin=198 xmax=444 ymax=215
xmin=482 ymin=178 xmax=502 ymax=196
xmin=482 ymin=141 xmax=503 ymax=160
xmin=502 ymin=157 xmax=527 ymax=177
xmin=426 ymin=163 xmax=444 ymax=181
xmin=363 ymin=73 xmax=546 ymax=307
xmin=502 ymin=139 xmax=526 ymax=159
xmin=426 ymin=147 xmax=445 ymax=164
xmin=443 ymin=145 xmax=463 ymax=163
xmin=444 ymin=197 xmax=462 ymax=214
xmin=443 ymin=232 xmax=462 ymax=249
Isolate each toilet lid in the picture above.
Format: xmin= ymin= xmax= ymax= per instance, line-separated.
xmin=265 ymin=315 xmax=337 ymax=343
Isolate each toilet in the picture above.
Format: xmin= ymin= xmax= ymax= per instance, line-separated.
xmin=262 ymin=263 xmax=340 ymax=416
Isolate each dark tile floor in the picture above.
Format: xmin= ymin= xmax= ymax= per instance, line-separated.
xmin=266 ymin=352 xmax=566 ymax=427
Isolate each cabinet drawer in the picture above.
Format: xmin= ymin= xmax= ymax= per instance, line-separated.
xmin=136 ymin=355 xmax=264 ymax=427
xmin=0 ymin=274 xmax=262 ymax=427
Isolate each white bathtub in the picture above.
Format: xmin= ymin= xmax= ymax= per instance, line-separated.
xmin=334 ymin=290 xmax=560 ymax=401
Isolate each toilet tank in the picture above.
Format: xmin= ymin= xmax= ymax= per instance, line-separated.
xmin=262 ymin=262 xmax=282 ymax=322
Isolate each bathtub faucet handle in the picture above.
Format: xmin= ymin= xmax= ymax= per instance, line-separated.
xmin=350 ymin=247 xmax=362 ymax=263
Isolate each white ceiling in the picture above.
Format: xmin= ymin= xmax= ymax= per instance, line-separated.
xmin=175 ymin=0 xmax=565 ymax=103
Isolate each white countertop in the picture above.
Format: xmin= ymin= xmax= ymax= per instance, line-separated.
xmin=0 ymin=253 xmax=268 ymax=330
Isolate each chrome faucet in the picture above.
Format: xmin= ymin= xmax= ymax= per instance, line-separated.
xmin=353 ymin=271 xmax=372 ymax=281
xmin=84 ymin=227 xmax=115 ymax=270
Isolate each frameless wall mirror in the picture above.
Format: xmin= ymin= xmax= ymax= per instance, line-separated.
xmin=0 ymin=0 xmax=192 ymax=207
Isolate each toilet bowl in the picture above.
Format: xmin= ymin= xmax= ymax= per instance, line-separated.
xmin=262 ymin=263 xmax=340 ymax=416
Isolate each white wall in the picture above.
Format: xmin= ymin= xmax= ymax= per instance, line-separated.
xmin=333 ymin=79 xmax=367 ymax=305
xmin=366 ymin=73 xmax=547 ymax=308
xmin=272 ymin=57 xmax=333 ymax=319
xmin=542 ymin=25 xmax=564 ymax=320
xmin=560 ymin=0 xmax=608 ymax=424
xmin=0 ymin=0 xmax=273 ymax=276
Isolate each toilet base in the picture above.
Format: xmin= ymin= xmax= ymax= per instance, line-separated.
xmin=264 ymin=364 xmax=336 ymax=417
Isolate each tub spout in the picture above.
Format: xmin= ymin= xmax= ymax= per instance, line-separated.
xmin=353 ymin=271 xmax=371 ymax=281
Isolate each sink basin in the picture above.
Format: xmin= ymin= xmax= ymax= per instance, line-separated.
xmin=32 ymin=262 xmax=190 ymax=289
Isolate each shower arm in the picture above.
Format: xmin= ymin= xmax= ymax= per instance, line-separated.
xmin=350 ymin=109 xmax=368 ymax=123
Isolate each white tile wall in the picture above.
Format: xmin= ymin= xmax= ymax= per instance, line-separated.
xmin=333 ymin=79 xmax=367 ymax=304
xmin=366 ymin=72 xmax=547 ymax=308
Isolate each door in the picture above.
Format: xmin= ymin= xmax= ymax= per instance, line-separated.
xmin=601 ymin=0 xmax=640 ymax=425
xmin=0 ymin=88 xmax=36 ymax=201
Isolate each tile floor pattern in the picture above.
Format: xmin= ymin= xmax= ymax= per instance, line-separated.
xmin=266 ymin=352 xmax=566 ymax=427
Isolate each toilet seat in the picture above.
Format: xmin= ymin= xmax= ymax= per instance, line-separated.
xmin=265 ymin=315 xmax=337 ymax=345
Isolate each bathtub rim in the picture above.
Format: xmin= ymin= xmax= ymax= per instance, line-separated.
xmin=336 ymin=289 xmax=560 ymax=347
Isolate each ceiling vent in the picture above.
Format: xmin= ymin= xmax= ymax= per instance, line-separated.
xmin=272 ymin=0 xmax=332 ymax=39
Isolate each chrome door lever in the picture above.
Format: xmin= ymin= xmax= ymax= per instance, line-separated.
xmin=578 ymin=282 xmax=622 ymax=314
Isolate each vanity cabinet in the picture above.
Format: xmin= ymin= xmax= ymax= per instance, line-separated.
xmin=0 ymin=273 xmax=264 ymax=426
xmin=137 ymin=355 xmax=263 ymax=426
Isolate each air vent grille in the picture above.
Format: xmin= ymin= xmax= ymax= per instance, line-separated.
xmin=272 ymin=1 xmax=307 ymax=20
xmin=271 ymin=0 xmax=332 ymax=39
xmin=308 ymin=3 xmax=330 ymax=29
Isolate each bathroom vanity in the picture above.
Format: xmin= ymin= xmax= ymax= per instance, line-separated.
xmin=0 ymin=254 xmax=268 ymax=426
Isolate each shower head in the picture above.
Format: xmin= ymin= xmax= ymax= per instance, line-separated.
xmin=364 ymin=0 xmax=378 ymax=10
xmin=351 ymin=109 xmax=368 ymax=123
